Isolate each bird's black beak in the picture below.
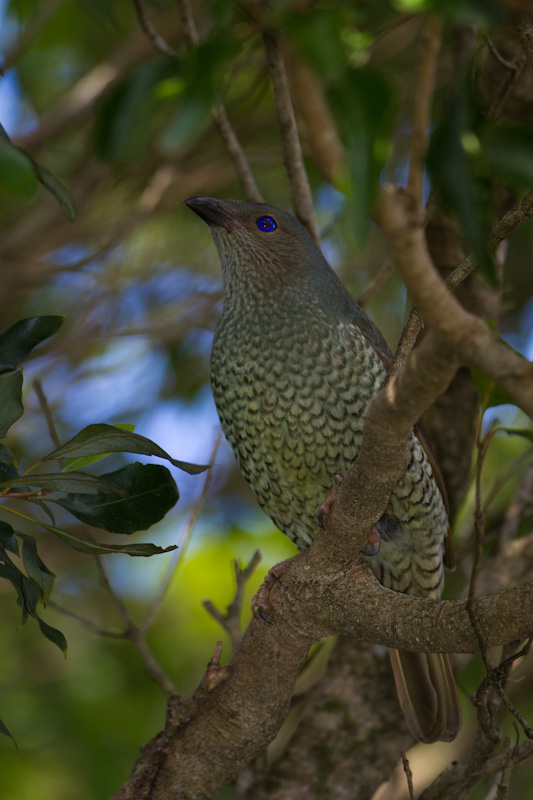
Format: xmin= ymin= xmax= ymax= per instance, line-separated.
xmin=184 ymin=196 xmax=232 ymax=229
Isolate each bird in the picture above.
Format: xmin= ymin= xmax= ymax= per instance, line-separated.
xmin=185 ymin=195 xmax=461 ymax=744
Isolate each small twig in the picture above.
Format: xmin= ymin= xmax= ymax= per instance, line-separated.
xmin=356 ymin=258 xmax=395 ymax=307
xmin=497 ymin=457 xmax=533 ymax=547
xmin=178 ymin=0 xmax=198 ymax=47
xmin=33 ymin=379 xmax=62 ymax=449
xmin=495 ymin=738 xmax=513 ymax=800
xmin=407 ymin=16 xmax=443 ymax=206
xmin=1 ymin=488 xmax=52 ymax=500
xmin=212 ymin=103 xmax=264 ymax=202
xmin=401 ymin=752 xmax=416 ymax=800
xmin=178 ymin=0 xmax=263 ymax=203
xmin=486 ymin=36 xmax=520 ymax=72
xmin=487 ymin=46 xmax=527 ymax=119
xmin=95 ymin=552 xmax=177 ymax=694
xmin=132 ymin=0 xmax=178 ymax=58
xmin=203 ymin=550 xmax=262 ymax=652
xmin=48 ymin=600 xmax=126 ymax=638
xmin=140 ymin=429 xmax=222 ymax=632
xmin=262 ymin=29 xmax=321 ymax=247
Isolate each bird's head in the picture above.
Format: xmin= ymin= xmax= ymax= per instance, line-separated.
xmin=184 ymin=196 xmax=328 ymax=297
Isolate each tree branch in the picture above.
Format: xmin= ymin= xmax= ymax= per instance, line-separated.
xmin=376 ymin=186 xmax=533 ymax=416
xmin=262 ymin=29 xmax=321 ymax=246
xmin=406 ymin=16 xmax=443 ymax=206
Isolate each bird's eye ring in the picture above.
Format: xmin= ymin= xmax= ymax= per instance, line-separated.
xmin=256 ymin=216 xmax=277 ymax=232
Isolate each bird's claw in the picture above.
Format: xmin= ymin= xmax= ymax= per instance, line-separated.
xmin=316 ymin=475 xmax=344 ymax=528
xmin=361 ymin=528 xmax=381 ymax=557
xmin=250 ymin=557 xmax=297 ymax=621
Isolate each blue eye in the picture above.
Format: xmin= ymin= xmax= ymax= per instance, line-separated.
xmin=256 ymin=216 xmax=277 ymax=232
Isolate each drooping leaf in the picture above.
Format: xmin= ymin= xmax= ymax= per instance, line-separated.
xmin=0 ymin=520 xmax=19 ymax=555
xmin=33 ymin=163 xmax=77 ymax=222
xmin=0 ymin=137 xmax=39 ymax=200
xmin=55 ymin=462 xmax=179 ymax=533
xmin=494 ymin=427 xmax=533 ymax=442
xmin=36 ymin=614 xmax=67 ymax=656
xmin=0 ymin=443 xmax=18 ymax=482
xmin=1 ymin=507 xmax=177 ymax=557
xmin=471 ymin=368 xmax=516 ymax=410
xmin=0 ymin=315 xmax=65 ymax=374
xmin=0 ymin=559 xmax=66 ymax=654
xmin=63 ymin=422 xmax=136 ymax=472
xmin=427 ymin=82 xmax=496 ymax=285
xmin=0 ymin=471 xmax=129 ymax=496
xmin=42 ymin=422 xmax=207 ymax=473
xmin=18 ymin=532 xmax=55 ymax=603
xmin=0 ymin=370 xmax=23 ymax=438
xmin=0 ymin=715 xmax=17 ymax=750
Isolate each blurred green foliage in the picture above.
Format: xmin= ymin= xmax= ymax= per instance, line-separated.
xmin=0 ymin=0 xmax=532 ymax=797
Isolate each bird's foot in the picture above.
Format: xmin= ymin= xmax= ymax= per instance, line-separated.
xmin=317 ymin=475 xmax=381 ymax=556
xmin=316 ymin=474 xmax=344 ymax=528
xmin=251 ymin=555 xmax=300 ymax=622
xmin=361 ymin=528 xmax=381 ymax=556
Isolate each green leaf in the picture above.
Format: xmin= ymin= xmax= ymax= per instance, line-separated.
xmin=427 ymin=83 xmax=496 ymax=285
xmin=0 ymin=137 xmax=39 ymax=200
xmin=0 ymin=562 xmax=39 ymax=623
xmin=0 ymin=560 xmax=65 ymax=654
xmin=0 ymin=471 xmax=129 ymax=496
xmin=33 ymin=163 xmax=77 ymax=222
xmin=0 ymin=520 xmax=19 ymax=555
xmin=328 ymin=71 xmax=391 ymax=242
xmin=0 ymin=716 xmax=18 ymax=750
xmin=63 ymin=422 xmax=135 ymax=472
xmin=42 ymin=422 xmax=207 ymax=474
xmin=36 ymin=614 xmax=67 ymax=656
xmin=1 ymin=506 xmax=176 ymax=557
xmin=0 ymin=443 xmax=18 ymax=482
xmin=18 ymin=532 xmax=55 ymax=603
xmin=494 ymin=427 xmax=533 ymax=442
xmin=0 ymin=315 xmax=65 ymax=373
xmin=55 ymin=462 xmax=179 ymax=534
xmin=480 ymin=123 xmax=533 ymax=190
xmin=472 ymin=368 xmax=516 ymax=409
xmin=0 ymin=370 xmax=23 ymax=438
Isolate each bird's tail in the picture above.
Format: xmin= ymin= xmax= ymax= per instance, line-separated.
xmin=389 ymin=649 xmax=461 ymax=743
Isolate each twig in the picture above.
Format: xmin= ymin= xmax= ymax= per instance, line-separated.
xmin=131 ymin=0 xmax=178 ymax=57
xmin=95 ymin=552 xmax=177 ymax=694
xmin=486 ymin=37 xmax=520 ymax=72
xmin=401 ymin=752 xmax=416 ymax=800
xmin=203 ymin=550 xmax=262 ymax=652
xmin=178 ymin=0 xmax=263 ymax=203
xmin=356 ymin=258 xmax=395 ymax=307
xmin=33 ymin=379 xmax=62 ymax=449
xmin=407 ymin=16 xmax=443 ymax=206
xmin=390 ymin=190 xmax=533 ymax=376
xmin=212 ymin=103 xmax=264 ymax=202
xmin=140 ymin=428 xmax=222 ymax=632
xmin=497 ymin=457 xmax=533 ymax=547
xmin=262 ymin=29 xmax=321 ymax=247
xmin=48 ymin=600 xmax=126 ymax=638
xmin=178 ymin=0 xmax=198 ymax=47
xmin=495 ymin=738 xmax=513 ymax=800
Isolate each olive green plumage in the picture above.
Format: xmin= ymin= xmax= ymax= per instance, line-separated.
xmin=186 ymin=195 xmax=461 ymax=744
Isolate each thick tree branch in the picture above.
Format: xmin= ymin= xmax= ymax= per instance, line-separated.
xmin=376 ymin=186 xmax=533 ymax=416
